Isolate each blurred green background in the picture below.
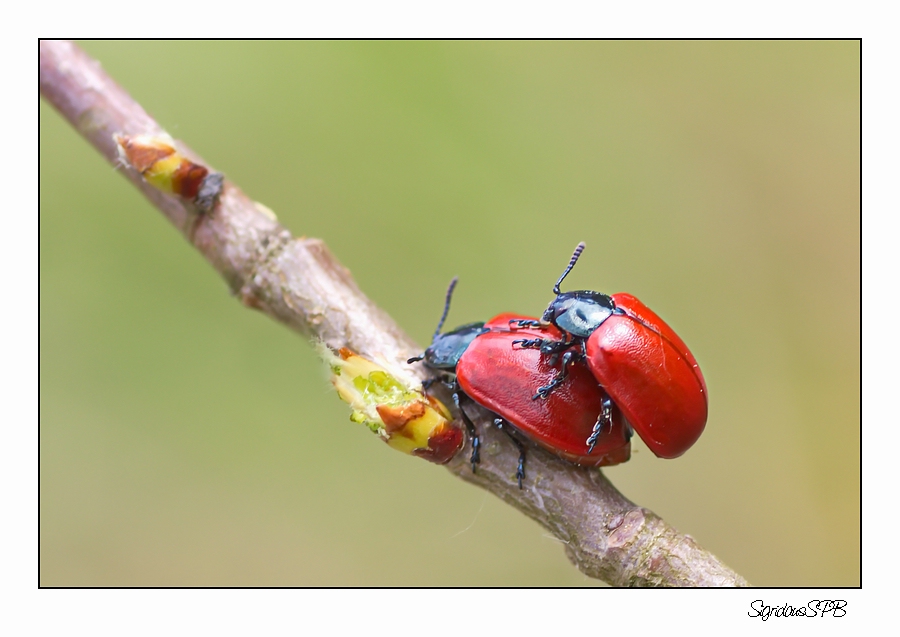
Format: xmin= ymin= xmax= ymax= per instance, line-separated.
xmin=40 ymin=41 xmax=859 ymax=586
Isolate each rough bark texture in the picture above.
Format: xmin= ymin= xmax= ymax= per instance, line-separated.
xmin=40 ymin=40 xmax=749 ymax=587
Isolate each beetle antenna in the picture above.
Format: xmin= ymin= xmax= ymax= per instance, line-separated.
xmin=433 ymin=277 xmax=459 ymax=340
xmin=553 ymin=242 xmax=585 ymax=294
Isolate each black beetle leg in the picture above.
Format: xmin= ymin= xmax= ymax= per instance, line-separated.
xmin=452 ymin=391 xmax=480 ymax=472
xmin=509 ymin=319 xmax=544 ymax=330
xmin=514 ymin=338 xmax=576 ymax=371
xmin=533 ymin=372 xmax=565 ymax=400
xmin=533 ymin=349 xmax=581 ymax=400
xmin=493 ymin=417 xmax=526 ymax=489
xmin=421 ymin=371 xmax=455 ymax=392
xmin=511 ymin=337 xmax=545 ymax=349
xmin=585 ymin=395 xmax=614 ymax=454
xmin=543 ymin=338 xmax=579 ymax=366
xmin=539 ymin=337 xmax=575 ymax=355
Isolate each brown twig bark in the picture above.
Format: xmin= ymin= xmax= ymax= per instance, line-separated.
xmin=40 ymin=40 xmax=749 ymax=587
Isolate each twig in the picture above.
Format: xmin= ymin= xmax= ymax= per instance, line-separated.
xmin=39 ymin=40 xmax=749 ymax=587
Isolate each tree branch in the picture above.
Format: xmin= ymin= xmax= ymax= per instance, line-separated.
xmin=40 ymin=40 xmax=748 ymax=587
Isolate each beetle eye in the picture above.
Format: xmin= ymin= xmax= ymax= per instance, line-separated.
xmin=574 ymin=305 xmax=591 ymax=324
xmin=562 ymin=307 xmax=587 ymax=333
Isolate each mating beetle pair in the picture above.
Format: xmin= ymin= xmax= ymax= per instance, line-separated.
xmin=409 ymin=243 xmax=708 ymax=487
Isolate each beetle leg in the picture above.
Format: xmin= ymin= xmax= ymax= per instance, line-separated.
xmin=533 ymin=371 xmax=565 ymax=399
xmin=453 ymin=391 xmax=480 ymax=472
xmin=585 ymin=396 xmax=614 ymax=454
xmin=539 ymin=337 xmax=574 ymax=355
xmin=512 ymin=337 xmax=566 ymax=350
xmin=509 ymin=319 xmax=546 ymax=330
xmin=546 ymin=339 xmax=572 ymax=366
xmin=493 ymin=418 xmax=526 ymax=489
xmin=533 ymin=349 xmax=582 ymax=399
xmin=512 ymin=337 xmax=573 ymax=351
xmin=421 ymin=371 xmax=455 ymax=392
xmin=514 ymin=337 xmax=577 ymax=370
xmin=544 ymin=338 xmax=579 ymax=366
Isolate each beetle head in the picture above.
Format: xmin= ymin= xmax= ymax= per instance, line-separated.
xmin=542 ymin=242 xmax=615 ymax=337
xmin=417 ymin=322 xmax=488 ymax=370
xmin=408 ymin=277 xmax=488 ymax=370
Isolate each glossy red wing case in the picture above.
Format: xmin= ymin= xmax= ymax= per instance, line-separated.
xmin=612 ymin=293 xmax=708 ymax=396
xmin=456 ymin=314 xmax=631 ymax=467
xmin=587 ymin=298 xmax=707 ymax=459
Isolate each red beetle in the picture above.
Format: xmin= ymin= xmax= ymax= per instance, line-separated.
xmin=409 ymin=280 xmax=631 ymax=488
xmin=518 ymin=243 xmax=707 ymax=459
xmin=461 ymin=313 xmax=632 ymax=467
